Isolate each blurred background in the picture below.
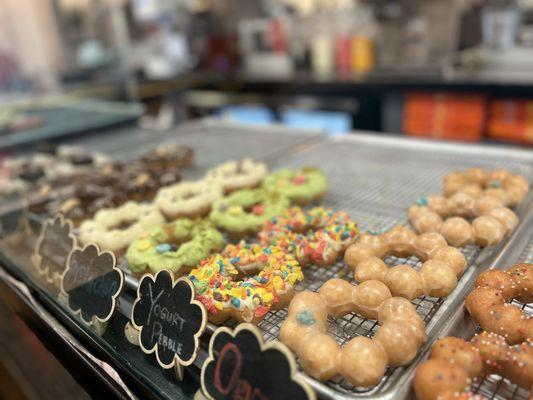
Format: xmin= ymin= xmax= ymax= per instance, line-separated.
xmin=1 ymin=0 xmax=533 ymax=144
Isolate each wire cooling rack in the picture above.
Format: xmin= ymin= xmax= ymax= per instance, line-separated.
xmin=79 ymin=124 xmax=532 ymax=399
xmin=468 ymin=232 xmax=533 ymax=400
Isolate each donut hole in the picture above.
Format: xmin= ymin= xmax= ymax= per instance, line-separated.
xmin=109 ymin=218 xmax=138 ymax=231
xmin=181 ymin=192 xmax=197 ymax=200
xmin=242 ymin=202 xmax=262 ymax=213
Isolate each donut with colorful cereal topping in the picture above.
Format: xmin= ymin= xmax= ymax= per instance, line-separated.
xmin=125 ymin=219 xmax=223 ymax=278
xmin=258 ymin=207 xmax=359 ymax=267
xmin=262 ymin=167 xmax=327 ymax=205
xmin=188 ymin=248 xmax=303 ymax=324
xmin=413 ymin=332 xmax=533 ymax=400
xmin=78 ymin=201 xmax=165 ymax=255
xmin=155 ymin=179 xmax=223 ymax=220
xmin=209 ymin=188 xmax=290 ymax=237
xmin=205 ymin=158 xmax=267 ymax=193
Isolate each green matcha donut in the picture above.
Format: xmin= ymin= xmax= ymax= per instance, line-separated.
xmin=210 ymin=188 xmax=289 ymax=236
xmin=126 ymin=219 xmax=223 ymax=276
xmin=262 ymin=167 xmax=327 ymax=205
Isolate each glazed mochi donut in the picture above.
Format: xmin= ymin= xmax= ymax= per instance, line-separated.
xmin=189 ymin=248 xmax=303 ymax=324
xmin=344 ymin=226 xmax=467 ymax=299
xmin=205 ymin=158 xmax=267 ymax=193
xmin=79 ymin=201 xmax=165 ymax=254
xmin=262 ymin=167 xmax=327 ymax=205
xmin=280 ymin=278 xmax=426 ymax=387
xmin=408 ymin=193 xmax=519 ymax=247
xmin=465 ymin=263 xmax=533 ymax=344
xmin=209 ymin=188 xmax=289 ymax=237
xmin=413 ymin=332 xmax=533 ymax=400
xmin=443 ymin=167 xmax=529 ymax=207
xmin=125 ymin=219 xmax=224 ymax=278
xmin=258 ymin=207 xmax=359 ymax=267
xmin=154 ymin=179 xmax=223 ymax=220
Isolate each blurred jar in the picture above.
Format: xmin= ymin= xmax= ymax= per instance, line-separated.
xmin=482 ymin=3 xmax=519 ymax=49
xmin=349 ymin=2 xmax=375 ymax=73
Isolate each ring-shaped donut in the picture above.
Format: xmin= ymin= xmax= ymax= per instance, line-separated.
xmin=188 ymin=247 xmax=303 ymax=324
xmin=258 ymin=206 xmax=359 ymax=267
xmin=413 ymin=332 xmax=533 ymax=400
xmin=443 ymin=167 xmax=529 ymax=207
xmin=209 ymin=188 xmax=290 ymax=237
xmin=262 ymin=167 xmax=327 ymax=205
xmin=79 ymin=201 xmax=165 ymax=254
xmin=125 ymin=219 xmax=224 ymax=277
xmin=205 ymin=158 xmax=267 ymax=193
xmin=155 ymin=179 xmax=223 ymax=220
xmin=344 ymin=226 xmax=467 ymax=299
xmin=280 ymin=278 xmax=426 ymax=387
xmin=465 ymin=263 xmax=532 ymax=344
xmin=408 ymin=192 xmax=519 ymax=247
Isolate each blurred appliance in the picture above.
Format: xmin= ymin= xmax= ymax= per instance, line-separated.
xmin=238 ymin=18 xmax=293 ymax=76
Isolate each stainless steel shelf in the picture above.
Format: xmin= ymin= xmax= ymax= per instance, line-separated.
xmin=6 ymin=120 xmax=532 ymax=400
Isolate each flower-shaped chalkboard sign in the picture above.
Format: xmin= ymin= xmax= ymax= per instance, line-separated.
xmin=61 ymin=244 xmax=123 ymax=325
xmin=201 ymin=324 xmax=315 ymax=400
xmin=33 ymin=215 xmax=76 ymax=287
xmin=131 ymin=270 xmax=207 ymax=371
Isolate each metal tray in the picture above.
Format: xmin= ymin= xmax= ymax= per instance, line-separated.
xmin=414 ymin=211 xmax=533 ymax=400
xmin=118 ymin=128 xmax=533 ymax=400
xmin=0 ymin=99 xmax=142 ymax=150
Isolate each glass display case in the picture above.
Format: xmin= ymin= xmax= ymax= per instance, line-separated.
xmin=0 ymin=119 xmax=531 ymax=400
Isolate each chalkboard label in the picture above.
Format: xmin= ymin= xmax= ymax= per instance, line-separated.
xmin=61 ymin=244 xmax=124 ymax=324
xmin=0 ymin=200 xmax=27 ymax=237
xmin=201 ymin=324 xmax=315 ymax=400
xmin=33 ymin=215 xmax=76 ymax=286
xmin=132 ymin=270 xmax=207 ymax=369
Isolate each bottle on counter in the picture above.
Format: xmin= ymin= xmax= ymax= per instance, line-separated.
xmin=349 ymin=1 xmax=376 ymax=73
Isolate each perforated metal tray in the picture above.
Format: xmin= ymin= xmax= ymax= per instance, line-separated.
xmin=415 ymin=211 xmax=533 ymax=400
xmin=119 ymin=126 xmax=532 ymax=400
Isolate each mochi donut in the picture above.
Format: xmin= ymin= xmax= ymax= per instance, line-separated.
xmin=209 ymin=188 xmax=290 ymax=237
xmin=280 ymin=278 xmax=426 ymax=387
xmin=258 ymin=206 xmax=359 ymax=267
xmin=125 ymin=219 xmax=224 ymax=278
xmin=408 ymin=193 xmax=519 ymax=247
xmin=154 ymin=179 xmax=223 ymax=220
xmin=443 ymin=167 xmax=529 ymax=207
xmin=465 ymin=263 xmax=533 ymax=344
xmin=189 ymin=248 xmax=303 ymax=324
xmin=344 ymin=226 xmax=467 ymax=299
xmin=205 ymin=158 xmax=267 ymax=193
xmin=79 ymin=201 xmax=165 ymax=255
xmin=413 ymin=332 xmax=533 ymax=400
xmin=262 ymin=167 xmax=327 ymax=205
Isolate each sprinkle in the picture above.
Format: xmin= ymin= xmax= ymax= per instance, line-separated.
xmin=416 ymin=196 xmax=428 ymax=206
xmin=252 ymin=204 xmax=265 ymax=215
xmin=490 ymin=180 xmax=502 ymax=188
xmin=296 ymin=309 xmax=315 ymax=326
xmin=228 ymin=205 xmax=243 ymax=215
xmin=136 ymin=240 xmax=151 ymax=251
xmin=231 ymin=298 xmax=241 ymax=308
xmin=293 ymin=175 xmax=308 ymax=185
xmin=155 ymin=243 xmax=172 ymax=254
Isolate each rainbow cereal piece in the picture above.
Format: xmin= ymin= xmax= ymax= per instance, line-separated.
xmin=188 ymin=247 xmax=303 ymax=324
xmin=258 ymin=207 xmax=359 ymax=267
